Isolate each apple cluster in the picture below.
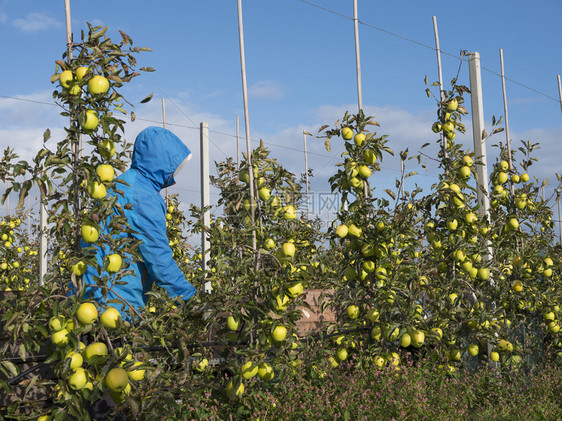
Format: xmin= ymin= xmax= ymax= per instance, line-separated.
xmin=0 ymin=216 xmax=37 ymax=291
xmin=47 ymin=302 xmax=147 ymax=404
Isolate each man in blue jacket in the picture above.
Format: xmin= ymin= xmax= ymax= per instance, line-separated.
xmin=80 ymin=126 xmax=196 ymax=318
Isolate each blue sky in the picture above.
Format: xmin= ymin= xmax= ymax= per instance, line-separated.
xmin=0 ymin=1 xmax=561 ymax=231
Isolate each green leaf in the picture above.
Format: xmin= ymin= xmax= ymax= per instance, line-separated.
xmin=91 ymin=26 xmax=108 ymax=39
xmin=19 ymin=344 xmax=26 ymax=362
xmin=140 ymin=93 xmax=153 ymax=104
xmin=324 ymin=137 xmax=331 ymax=152
xmin=43 ymin=129 xmax=51 ymax=142
xmin=385 ymin=189 xmax=396 ymax=200
xmin=1 ymin=361 xmax=18 ymax=377
xmin=140 ymin=67 xmax=156 ymax=72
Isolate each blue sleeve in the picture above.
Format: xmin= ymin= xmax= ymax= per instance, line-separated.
xmin=132 ymin=197 xmax=196 ymax=302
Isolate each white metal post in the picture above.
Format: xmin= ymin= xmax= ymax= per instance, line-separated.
xmin=39 ymin=196 xmax=47 ymax=286
xmin=353 ymin=0 xmax=363 ymax=112
xmin=237 ymin=0 xmax=257 ymax=255
xmin=558 ymin=197 xmax=562 ymax=244
xmin=499 ymin=49 xmax=514 ymax=195
xmin=27 ymin=195 xmax=30 ymax=237
xmin=558 ymin=75 xmax=562 ymax=243
xmin=5 ymin=181 xmax=9 ymax=216
xmin=469 ymin=52 xmax=497 ymax=367
xmin=303 ymin=131 xmax=310 ymax=219
xmin=468 ymin=53 xmax=491 ymax=215
xmin=432 ymin=16 xmax=447 ymax=157
xmin=200 ymin=122 xmax=211 ymax=293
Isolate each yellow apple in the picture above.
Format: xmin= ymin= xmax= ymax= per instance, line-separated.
xmin=281 ymin=242 xmax=296 ymax=258
xmin=458 ymin=166 xmax=471 ymax=179
xmin=84 ymin=342 xmax=108 ymax=364
xmin=364 ymin=149 xmax=377 ymax=164
xmin=81 ymin=223 xmax=99 ymax=243
xmin=226 ymin=316 xmax=239 ymax=331
xmin=82 ymin=110 xmax=99 ymax=132
xmin=193 ymin=358 xmax=209 ymax=372
xmin=75 ymin=66 xmax=89 ymax=81
xmin=512 ymin=280 xmax=523 ymax=292
xmin=96 ymin=164 xmax=115 ymax=182
xmin=446 ymin=98 xmax=458 ymax=111
xmin=87 ymin=181 xmax=107 ymax=199
xmin=71 ymin=261 xmax=87 ymax=276
xmin=354 ymin=132 xmax=366 ymax=146
xmin=88 ymin=75 xmax=110 ymax=95
xmin=358 ymin=165 xmax=371 ymax=178
xmin=366 ymin=308 xmax=379 ymax=322
xmin=76 ymin=302 xmax=98 ymax=325
xmin=347 ymin=224 xmax=362 ymax=238
xmin=100 ymin=307 xmax=121 ymax=329
xmin=106 ymin=253 xmax=122 ymax=273
xmin=51 ymin=329 xmax=69 ymax=347
xmin=59 ymin=70 xmax=74 ymax=89
xmin=98 ymin=139 xmax=116 ymax=159
xmin=336 ymin=348 xmax=348 ymax=361
xmin=257 ymin=362 xmax=274 ymax=380
xmin=226 ymin=380 xmax=244 ymax=399
xmin=128 ymin=362 xmax=146 ymax=381
xmin=347 ymin=305 xmax=359 ymax=320
xmin=371 ymin=325 xmax=382 ymax=341
xmin=287 ymin=282 xmax=303 ymax=298
xmin=69 ymin=367 xmax=88 ymax=391
xmin=241 ymin=361 xmax=258 ymax=379
xmin=105 ymin=368 xmax=129 ymax=392
xmin=282 ymin=205 xmax=297 ymax=220
xmin=49 ymin=316 xmax=66 ymax=332
xmin=335 ymin=224 xmax=348 ymax=238
xmin=65 ymin=351 xmax=84 ymax=370
xmin=467 ymin=344 xmax=479 ymax=356
xmin=341 ymin=127 xmax=353 ymax=140
xmin=399 ymin=333 xmax=411 ymax=348
xmin=272 ymin=325 xmax=287 ymax=342
xmin=274 ymin=294 xmax=289 ymax=311
xmin=411 ymin=330 xmax=425 ymax=348
xmin=258 ymin=187 xmax=271 ymax=201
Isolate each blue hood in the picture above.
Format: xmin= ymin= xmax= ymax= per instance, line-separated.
xmin=131 ymin=126 xmax=192 ymax=190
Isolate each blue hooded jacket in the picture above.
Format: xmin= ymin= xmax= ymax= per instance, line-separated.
xmin=80 ymin=126 xmax=196 ymax=318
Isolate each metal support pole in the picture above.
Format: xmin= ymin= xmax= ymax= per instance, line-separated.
xmin=499 ymin=49 xmax=515 ymax=194
xmin=200 ymin=122 xmax=211 ymax=293
xmin=236 ymin=116 xmax=240 ymax=170
xmin=5 ymin=181 xmax=9 ymax=216
xmin=237 ymin=0 xmax=257 ymax=255
xmin=27 ymin=195 xmax=30 ymax=237
xmin=303 ymin=131 xmax=310 ymax=219
xmin=39 ymin=195 xmax=47 ymax=286
xmin=353 ymin=0 xmax=363 ymax=112
xmin=468 ymin=53 xmax=491 ymax=216
xmin=432 ymin=16 xmax=447 ymax=158
xmin=558 ymin=197 xmax=562 ymax=244
xmin=558 ymin=76 xmax=562 ymax=243
xmin=469 ymin=52 xmax=497 ymax=368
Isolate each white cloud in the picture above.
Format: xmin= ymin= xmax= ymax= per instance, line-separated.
xmin=248 ymin=80 xmax=284 ymax=99
xmin=13 ymin=12 xmax=62 ymax=33
xmin=0 ymin=11 xmax=7 ymax=24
